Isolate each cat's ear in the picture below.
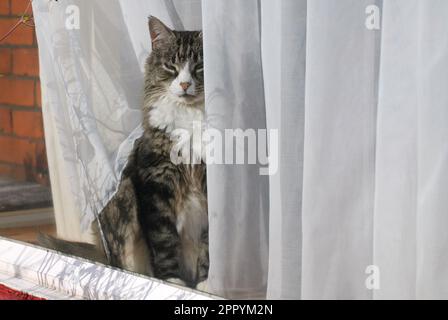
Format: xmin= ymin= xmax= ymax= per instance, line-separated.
xmin=148 ymin=16 xmax=174 ymax=50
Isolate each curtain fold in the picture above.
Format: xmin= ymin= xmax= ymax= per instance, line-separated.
xmin=260 ymin=0 xmax=307 ymax=300
xmin=202 ymin=0 xmax=270 ymax=299
xmin=300 ymin=0 xmax=381 ymax=300
xmin=373 ymin=0 xmax=420 ymax=299
xmin=375 ymin=0 xmax=448 ymax=299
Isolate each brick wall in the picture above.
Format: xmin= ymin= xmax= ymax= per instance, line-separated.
xmin=0 ymin=0 xmax=49 ymax=186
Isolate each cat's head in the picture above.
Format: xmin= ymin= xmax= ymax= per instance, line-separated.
xmin=145 ymin=16 xmax=203 ymax=107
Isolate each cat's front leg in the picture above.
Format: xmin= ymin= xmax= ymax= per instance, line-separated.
xmin=166 ymin=278 xmax=187 ymax=287
xmin=195 ymin=228 xmax=209 ymax=291
xmin=145 ymin=214 xmax=183 ymax=282
xmin=196 ymin=279 xmax=208 ymax=292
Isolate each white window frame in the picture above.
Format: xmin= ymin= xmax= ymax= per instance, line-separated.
xmin=0 ymin=237 xmax=218 ymax=300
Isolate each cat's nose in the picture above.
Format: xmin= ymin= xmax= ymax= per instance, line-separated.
xmin=180 ymin=82 xmax=191 ymax=91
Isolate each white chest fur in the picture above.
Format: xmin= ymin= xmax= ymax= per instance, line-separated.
xmin=148 ymin=97 xmax=206 ymax=164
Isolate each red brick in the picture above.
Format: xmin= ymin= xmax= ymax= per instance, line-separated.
xmin=11 ymin=0 xmax=30 ymax=15
xmin=0 ymin=135 xmax=36 ymax=164
xmin=0 ymin=0 xmax=9 ymax=15
xmin=35 ymin=79 xmax=41 ymax=107
xmin=0 ymin=141 xmax=49 ymax=185
xmin=12 ymin=47 xmax=39 ymax=76
xmin=0 ymin=163 xmax=27 ymax=182
xmin=12 ymin=110 xmax=43 ymax=138
xmin=0 ymin=48 xmax=12 ymax=75
xmin=0 ymin=77 xmax=34 ymax=106
xmin=0 ymin=18 xmax=34 ymax=45
xmin=0 ymin=108 xmax=12 ymax=133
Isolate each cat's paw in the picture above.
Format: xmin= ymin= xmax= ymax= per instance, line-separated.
xmin=196 ymin=279 xmax=208 ymax=292
xmin=166 ymin=278 xmax=186 ymax=286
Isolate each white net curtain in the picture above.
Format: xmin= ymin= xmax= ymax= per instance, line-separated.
xmin=33 ymin=0 xmax=448 ymax=299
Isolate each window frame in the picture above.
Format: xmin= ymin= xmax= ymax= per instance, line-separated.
xmin=0 ymin=237 xmax=218 ymax=300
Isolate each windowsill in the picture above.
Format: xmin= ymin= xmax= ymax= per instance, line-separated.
xmin=0 ymin=177 xmax=52 ymax=213
xmin=0 ymin=177 xmax=54 ymax=233
xmin=0 ymin=237 xmax=219 ymax=300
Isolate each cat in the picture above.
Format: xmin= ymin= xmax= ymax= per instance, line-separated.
xmin=39 ymin=16 xmax=209 ymax=290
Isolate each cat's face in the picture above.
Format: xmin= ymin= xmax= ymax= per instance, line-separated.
xmin=146 ymin=17 xmax=204 ymax=107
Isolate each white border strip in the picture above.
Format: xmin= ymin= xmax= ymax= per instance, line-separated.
xmin=0 ymin=237 xmax=218 ymax=300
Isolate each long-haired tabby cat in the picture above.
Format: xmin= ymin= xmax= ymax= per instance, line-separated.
xmin=39 ymin=16 xmax=208 ymax=290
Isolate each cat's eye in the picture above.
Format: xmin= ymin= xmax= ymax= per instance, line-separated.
xmin=163 ymin=63 xmax=178 ymax=75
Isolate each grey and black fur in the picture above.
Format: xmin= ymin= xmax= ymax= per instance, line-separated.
xmin=39 ymin=17 xmax=208 ymax=289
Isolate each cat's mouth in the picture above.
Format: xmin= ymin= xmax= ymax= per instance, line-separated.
xmin=179 ymin=93 xmax=196 ymax=98
xmin=172 ymin=92 xmax=204 ymax=106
